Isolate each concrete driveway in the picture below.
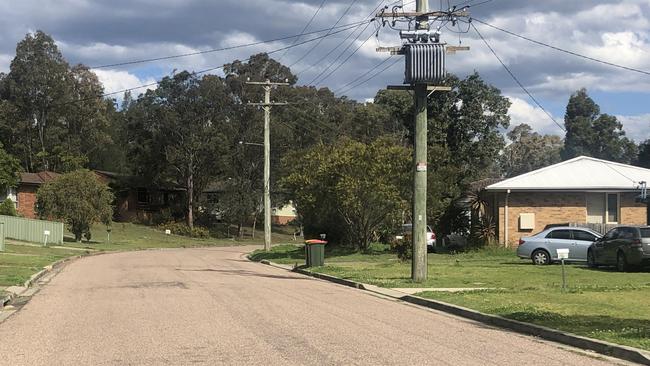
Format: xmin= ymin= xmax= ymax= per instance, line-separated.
xmin=0 ymin=246 xmax=630 ymax=365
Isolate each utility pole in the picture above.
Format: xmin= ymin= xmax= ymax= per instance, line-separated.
xmin=411 ymin=0 xmax=430 ymax=283
xmin=246 ymin=80 xmax=288 ymax=251
xmin=376 ymin=1 xmax=469 ymax=282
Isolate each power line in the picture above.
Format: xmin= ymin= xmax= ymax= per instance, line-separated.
xmin=338 ymin=56 xmax=401 ymax=96
xmin=298 ymin=19 xmax=368 ymax=78
xmin=288 ymin=0 xmax=359 ymax=68
xmin=278 ymin=0 xmax=328 ymax=62
xmin=58 ymin=22 xmax=366 ymax=106
xmin=312 ymin=26 xmax=377 ymax=86
xmin=90 ymin=20 xmax=368 ymax=69
xmin=333 ymin=55 xmax=394 ymax=93
xmin=302 ymin=0 xmax=387 ymax=82
xmin=471 ymin=22 xmax=566 ymax=132
xmin=472 ymin=18 xmax=650 ymax=77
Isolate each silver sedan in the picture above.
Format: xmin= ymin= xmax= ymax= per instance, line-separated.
xmin=516 ymin=227 xmax=603 ymax=265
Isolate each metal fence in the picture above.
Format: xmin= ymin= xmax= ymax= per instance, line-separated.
xmin=0 ymin=222 xmax=4 ymax=251
xmin=0 ymin=215 xmax=64 ymax=245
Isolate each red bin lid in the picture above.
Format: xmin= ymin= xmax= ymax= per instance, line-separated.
xmin=305 ymin=239 xmax=328 ymax=245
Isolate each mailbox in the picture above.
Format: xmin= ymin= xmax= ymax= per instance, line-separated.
xmin=556 ymin=248 xmax=569 ymax=260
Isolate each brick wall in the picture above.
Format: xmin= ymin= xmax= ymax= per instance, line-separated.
xmin=620 ymin=192 xmax=647 ymax=225
xmin=496 ymin=191 xmax=648 ymax=246
xmin=16 ymin=186 xmax=38 ymax=219
xmin=497 ymin=192 xmax=586 ymax=246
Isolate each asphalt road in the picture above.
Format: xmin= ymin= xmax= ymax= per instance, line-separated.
xmin=0 ymin=246 xmax=630 ymax=365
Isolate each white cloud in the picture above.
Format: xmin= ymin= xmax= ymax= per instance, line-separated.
xmin=92 ymin=69 xmax=157 ymax=98
xmin=507 ymin=96 xmax=564 ymax=136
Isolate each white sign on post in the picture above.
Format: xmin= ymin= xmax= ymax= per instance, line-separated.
xmin=556 ymin=248 xmax=569 ymax=260
xmin=43 ymin=230 xmax=50 ymax=247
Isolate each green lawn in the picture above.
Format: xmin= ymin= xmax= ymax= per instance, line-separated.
xmin=0 ymin=244 xmax=85 ymax=286
xmin=250 ymin=244 xmax=650 ymax=351
xmin=0 ymin=223 xmax=296 ymax=287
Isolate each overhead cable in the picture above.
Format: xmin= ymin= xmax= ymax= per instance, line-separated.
xmin=473 ymin=18 xmax=650 ymax=77
xmin=471 ymin=22 xmax=566 ymax=132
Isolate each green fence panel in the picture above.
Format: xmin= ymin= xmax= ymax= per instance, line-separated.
xmin=0 ymin=222 xmax=4 ymax=251
xmin=0 ymin=215 xmax=64 ymax=245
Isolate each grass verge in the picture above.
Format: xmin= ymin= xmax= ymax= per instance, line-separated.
xmin=250 ymin=244 xmax=650 ymax=351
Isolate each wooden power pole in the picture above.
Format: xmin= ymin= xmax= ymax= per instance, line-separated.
xmin=377 ymin=1 xmax=469 ymax=282
xmin=246 ymin=80 xmax=288 ymax=251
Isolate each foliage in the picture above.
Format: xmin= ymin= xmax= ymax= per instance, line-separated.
xmin=635 ymin=140 xmax=650 ymax=169
xmin=282 ymin=137 xmax=411 ymax=250
xmin=0 ymin=198 xmax=17 ymax=216
xmin=500 ymin=124 xmax=563 ymax=177
xmin=157 ymin=222 xmax=210 ymax=238
xmin=0 ymin=31 xmax=115 ymax=173
xmin=562 ymin=88 xmax=637 ymax=163
xmin=36 ymin=170 xmax=113 ymax=241
xmin=0 ymin=143 xmax=21 ymax=191
xmin=390 ymin=236 xmax=412 ymax=261
xmin=125 ymin=72 xmax=229 ymax=228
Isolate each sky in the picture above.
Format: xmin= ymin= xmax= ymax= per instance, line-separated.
xmin=0 ymin=0 xmax=649 ymax=141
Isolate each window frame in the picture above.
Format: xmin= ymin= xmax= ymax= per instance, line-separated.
xmin=605 ymin=193 xmax=620 ymax=225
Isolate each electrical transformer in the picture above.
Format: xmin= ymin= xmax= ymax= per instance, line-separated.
xmin=404 ymin=43 xmax=446 ymax=84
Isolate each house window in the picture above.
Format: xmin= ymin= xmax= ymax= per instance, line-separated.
xmin=586 ymin=193 xmax=619 ymax=224
xmin=137 ymin=188 xmax=149 ymax=204
xmin=606 ymin=193 xmax=619 ymax=224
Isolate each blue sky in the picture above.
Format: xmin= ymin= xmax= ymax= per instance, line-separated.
xmin=0 ymin=0 xmax=648 ymax=141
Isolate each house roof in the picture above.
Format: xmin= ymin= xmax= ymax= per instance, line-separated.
xmin=486 ymin=156 xmax=650 ymax=191
xmin=20 ymin=171 xmax=60 ymax=186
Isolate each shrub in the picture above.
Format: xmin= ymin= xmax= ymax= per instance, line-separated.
xmin=158 ymin=222 xmax=209 ymax=238
xmin=36 ymin=169 xmax=113 ymax=242
xmin=390 ymin=236 xmax=412 ymax=262
xmin=152 ymin=209 xmax=173 ymax=226
xmin=0 ymin=198 xmax=17 ymax=216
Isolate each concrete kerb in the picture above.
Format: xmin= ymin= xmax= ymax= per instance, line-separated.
xmin=0 ymin=250 xmax=106 ymax=311
xmin=255 ymin=258 xmax=650 ymax=366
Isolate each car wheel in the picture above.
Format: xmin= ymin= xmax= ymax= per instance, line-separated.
xmin=532 ymin=249 xmax=550 ymax=265
xmin=616 ymin=252 xmax=630 ymax=272
xmin=587 ymin=250 xmax=598 ymax=268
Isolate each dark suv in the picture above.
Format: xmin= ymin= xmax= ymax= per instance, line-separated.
xmin=588 ymin=226 xmax=650 ymax=271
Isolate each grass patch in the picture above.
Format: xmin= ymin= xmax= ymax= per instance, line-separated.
xmin=0 ymin=244 xmax=85 ymax=286
xmin=251 ymin=244 xmax=650 ymax=351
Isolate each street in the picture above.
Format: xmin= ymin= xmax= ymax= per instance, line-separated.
xmin=0 ymin=246 xmax=627 ymax=365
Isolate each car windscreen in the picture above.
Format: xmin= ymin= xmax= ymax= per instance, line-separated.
xmin=641 ymin=228 xmax=650 ymax=238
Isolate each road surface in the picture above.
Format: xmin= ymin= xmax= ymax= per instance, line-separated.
xmin=0 ymin=246 xmax=629 ymax=365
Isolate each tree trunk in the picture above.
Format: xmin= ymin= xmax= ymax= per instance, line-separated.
xmin=38 ymin=111 xmax=48 ymax=170
xmin=187 ymin=164 xmax=194 ymax=229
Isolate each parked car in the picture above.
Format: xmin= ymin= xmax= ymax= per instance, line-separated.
xmin=517 ymin=226 xmax=602 ymax=265
xmin=399 ymin=224 xmax=437 ymax=250
xmin=587 ymin=226 xmax=650 ymax=271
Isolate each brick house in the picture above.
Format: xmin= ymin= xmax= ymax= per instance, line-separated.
xmin=484 ymin=156 xmax=649 ymax=246
xmin=1 ymin=171 xmax=60 ymax=219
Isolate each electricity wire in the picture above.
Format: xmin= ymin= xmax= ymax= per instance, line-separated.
xmin=57 ymin=22 xmax=367 ymax=106
xmin=288 ymin=0 xmax=359 ymax=68
xmin=90 ymin=19 xmax=368 ymax=69
xmin=277 ymin=0 xmax=328 ymax=62
xmin=471 ymin=22 xmax=565 ymax=132
xmin=302 ymin=0 xmax=388 ymax=82
xmin=337 ymin=56 xmax=401 ymax=95
xmin=472 ymin=18 xmax=650 ymax=77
